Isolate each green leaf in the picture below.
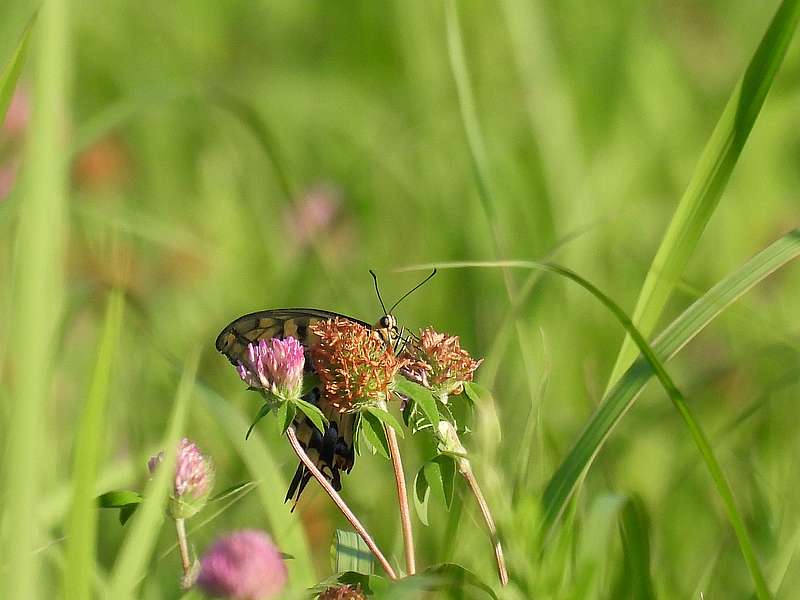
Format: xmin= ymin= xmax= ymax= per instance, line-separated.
xmin=615 ymin=496 xmax=656 ymax=600
xmin=294 ymin=398 xmax=328 ymax=433
xmin=433 ymin=455 xmax=456 ymax=509
xmin=97 ymin=490 xmax=143 ymax=509
xmin=388 ymin=563 xmax=499 ymax=599
xmin=245 ymin=404 xmax=273 ymax=440
xmin=0 ymin=11 xmax=34 ymax=133
xmin=607 ymin=0 xmax=800 ymax=387
xmin=331 ymin=529 xmax=374 ymax=575
xmin=209 ymin=481 xmax=253 ymax=503
xmin=300 ymin=373 xmax=321 ymax=396
xmin=359 ymin=411 xmax=390 ymax=460
xmin=462 ymin=381 xmax=489 ymax=407
xmin=394 ymin=378 xmax=439 ymax=429
xmin=281 ymin=402 xmax=297 ymax=434
xmin=413 ymin=467 xmax=431 ymax=526
xmin=118 ymin=504 xmax=138 ymax=527
xmin=364 ymin=406 xmax=405 ymax=438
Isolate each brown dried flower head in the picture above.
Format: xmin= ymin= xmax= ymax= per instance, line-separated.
xmin=310 ymin=318 xmax=408 ymax=413
xmin=403 ymin=326 xmax=482 ymax=397
xmin=318 ymin=583 xmax=367 ymax=600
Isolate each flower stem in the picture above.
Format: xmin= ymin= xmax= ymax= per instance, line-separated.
xmin=174 ymin=518 xmax=193 ymax=589
xmin=459 ymin=459 xmax=508 ymax=586
xmin=285 ymin=426 xmax=398 ymax=580
xmin=384 ymin=418 xmax=416 ymax=575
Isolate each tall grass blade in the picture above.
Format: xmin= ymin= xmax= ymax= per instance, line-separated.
xmin=541 ymin=229 xmax=800 ymax=531
xmin=63 ymin=291 xmax=124 ymax=600
xmin=1 ymin=1 xmax=68 ymax=597
xmin=0 ymin=12 xmax=34 ymax=127
xmin=608 ymin=0 xmax=800 ymax=386
xmin=107 ymin=354 xmax=198 ymax=600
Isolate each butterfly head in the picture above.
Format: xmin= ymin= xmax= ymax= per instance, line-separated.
xmin=372 ymin=313 xmax=400 ymax=348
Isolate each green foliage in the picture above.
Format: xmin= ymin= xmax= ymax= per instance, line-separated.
xmin=330 ymin=529 xmax=374 ymax=576
xmin=2 ymin=1 xmax=799 ymax=598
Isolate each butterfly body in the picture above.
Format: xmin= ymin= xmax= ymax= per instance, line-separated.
xmin=216 ymin=308 xmax=397 ymax=506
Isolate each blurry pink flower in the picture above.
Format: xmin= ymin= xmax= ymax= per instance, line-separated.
xmin=196 ymin=530 xmax=287 ymax=600
xmin=2 ymin=86 xmax=30 ymax=137
xmin=286 ymin=184 xmax=340 ymax=246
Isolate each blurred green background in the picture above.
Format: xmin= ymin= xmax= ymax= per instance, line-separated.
xmin=1 ymin=1 xmax=799 ymax=598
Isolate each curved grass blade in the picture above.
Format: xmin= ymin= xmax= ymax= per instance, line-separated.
xmin=608 ymin=0 xmax=800 ymax=386
xmin=64 ymin=291 xmax=124 ymax=600
xmin=0 ymin=10 xmax=34 ymax=128
xmin=107 ymin=353 xmax=198 ymax=600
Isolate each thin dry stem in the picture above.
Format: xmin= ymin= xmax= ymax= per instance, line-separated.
xmin=285 ymin=426 xmax=398 ymax=580
xmin=174 ymin=518 xmax=193 ymax=589
xmin=385 ymin=420 xmax=416 ymax=575
xmin=460 ymin=461 xmax=509 ymax=586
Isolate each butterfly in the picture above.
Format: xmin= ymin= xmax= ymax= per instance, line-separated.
xmin=215 ymin=270 xmax=435 ymax=507
xmin=215 ymin=308 xmax=401 ymax=506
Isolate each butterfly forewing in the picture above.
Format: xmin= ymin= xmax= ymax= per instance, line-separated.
xmin=215 ymin=308 xmax=370 ymax=367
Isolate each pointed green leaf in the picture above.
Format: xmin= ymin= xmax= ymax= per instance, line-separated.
xmin=118 ymin=504 xmax=138 ymax=527
xmin=0 ymin=11 xmax=34 ymax=131
xmin=245 ymin=404 xmax=273 ymax=440
xmin=97 ymin=490 xmax=143 ymax=509
xmin=394 ymin=378 xmax=439 ymax=428
xmin=294 ymin=398 xmax=328 ymax=433
xmin=413 ymin=467 xmax=431 ymax=526
xmin=360 ymin=410 xmax=391 ymax=460
xmin=365 ymin=406 xmax=405 ymax=438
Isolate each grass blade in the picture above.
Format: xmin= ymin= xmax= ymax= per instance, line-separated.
xmin=1 ymin=1 xmax=68 ymax=597
xmin=608 ymin=0 xmax=800 ymax=386
xmin=0 ymin=11 xmax=34 ymax=127
xmin=540 ymin=230 xmax=800 ymax=529
xmin=63 ymin=291 xmax=124 ymax=600
xmin=107 ymin=354 xmax=198 ymax=600
xmin=333 ymin=529 xmax=374 ymax=575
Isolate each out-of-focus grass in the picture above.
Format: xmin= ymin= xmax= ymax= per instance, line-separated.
xmin=1 ymin=1 xmax=800 ymax=598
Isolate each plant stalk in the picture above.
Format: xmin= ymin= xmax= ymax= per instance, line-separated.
xmin=174 ymin=518 xmax=193 ymax=589
xmin=459 ymin=459 xmax=509 ymax=586
xmin=385 ymin=419 xmax=416 ymax=575
xmin=285 ymin=426 xmax=397 ymax=580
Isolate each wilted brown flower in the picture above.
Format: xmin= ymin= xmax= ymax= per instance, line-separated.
xmin=403 ymin=327 xmax=482 ymax=397
xmin=318 ymin=584 xmax=366 ymax=600
xmin=310 ymin=318 xmax=408 ymax=413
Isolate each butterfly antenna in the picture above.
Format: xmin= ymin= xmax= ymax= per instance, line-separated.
xmin=389 ymin=268 xmax=437 ymax=314
xmin=369 ymin=269 xmax=389 ymax=315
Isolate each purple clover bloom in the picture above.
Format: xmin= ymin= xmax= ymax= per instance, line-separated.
xmin=237 ymin=337 xmax=305 ymax=402
xmin=196 ymin=530 xmax=287 ymax=600
xmin=148 ymin=437 xmax=214 ymax=520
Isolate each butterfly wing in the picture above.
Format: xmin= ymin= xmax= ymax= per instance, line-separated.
xmin=216 ymin=308 xmax=370 ymax=506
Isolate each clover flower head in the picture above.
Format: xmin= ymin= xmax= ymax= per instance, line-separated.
xmin=196 ymin=530 xmax=287 ymax=600
xmin=237 ymin=336 xmax=305 ymax=402
xmin=148 ymin=437 xmax=214 ymax=520
xmin=310 ymin=318 xmax=408 ymax=413
xmin=318 ymin=583 xmax=367 ymax=600
xmin=403 ymin=327 xmax=482 ymax=397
